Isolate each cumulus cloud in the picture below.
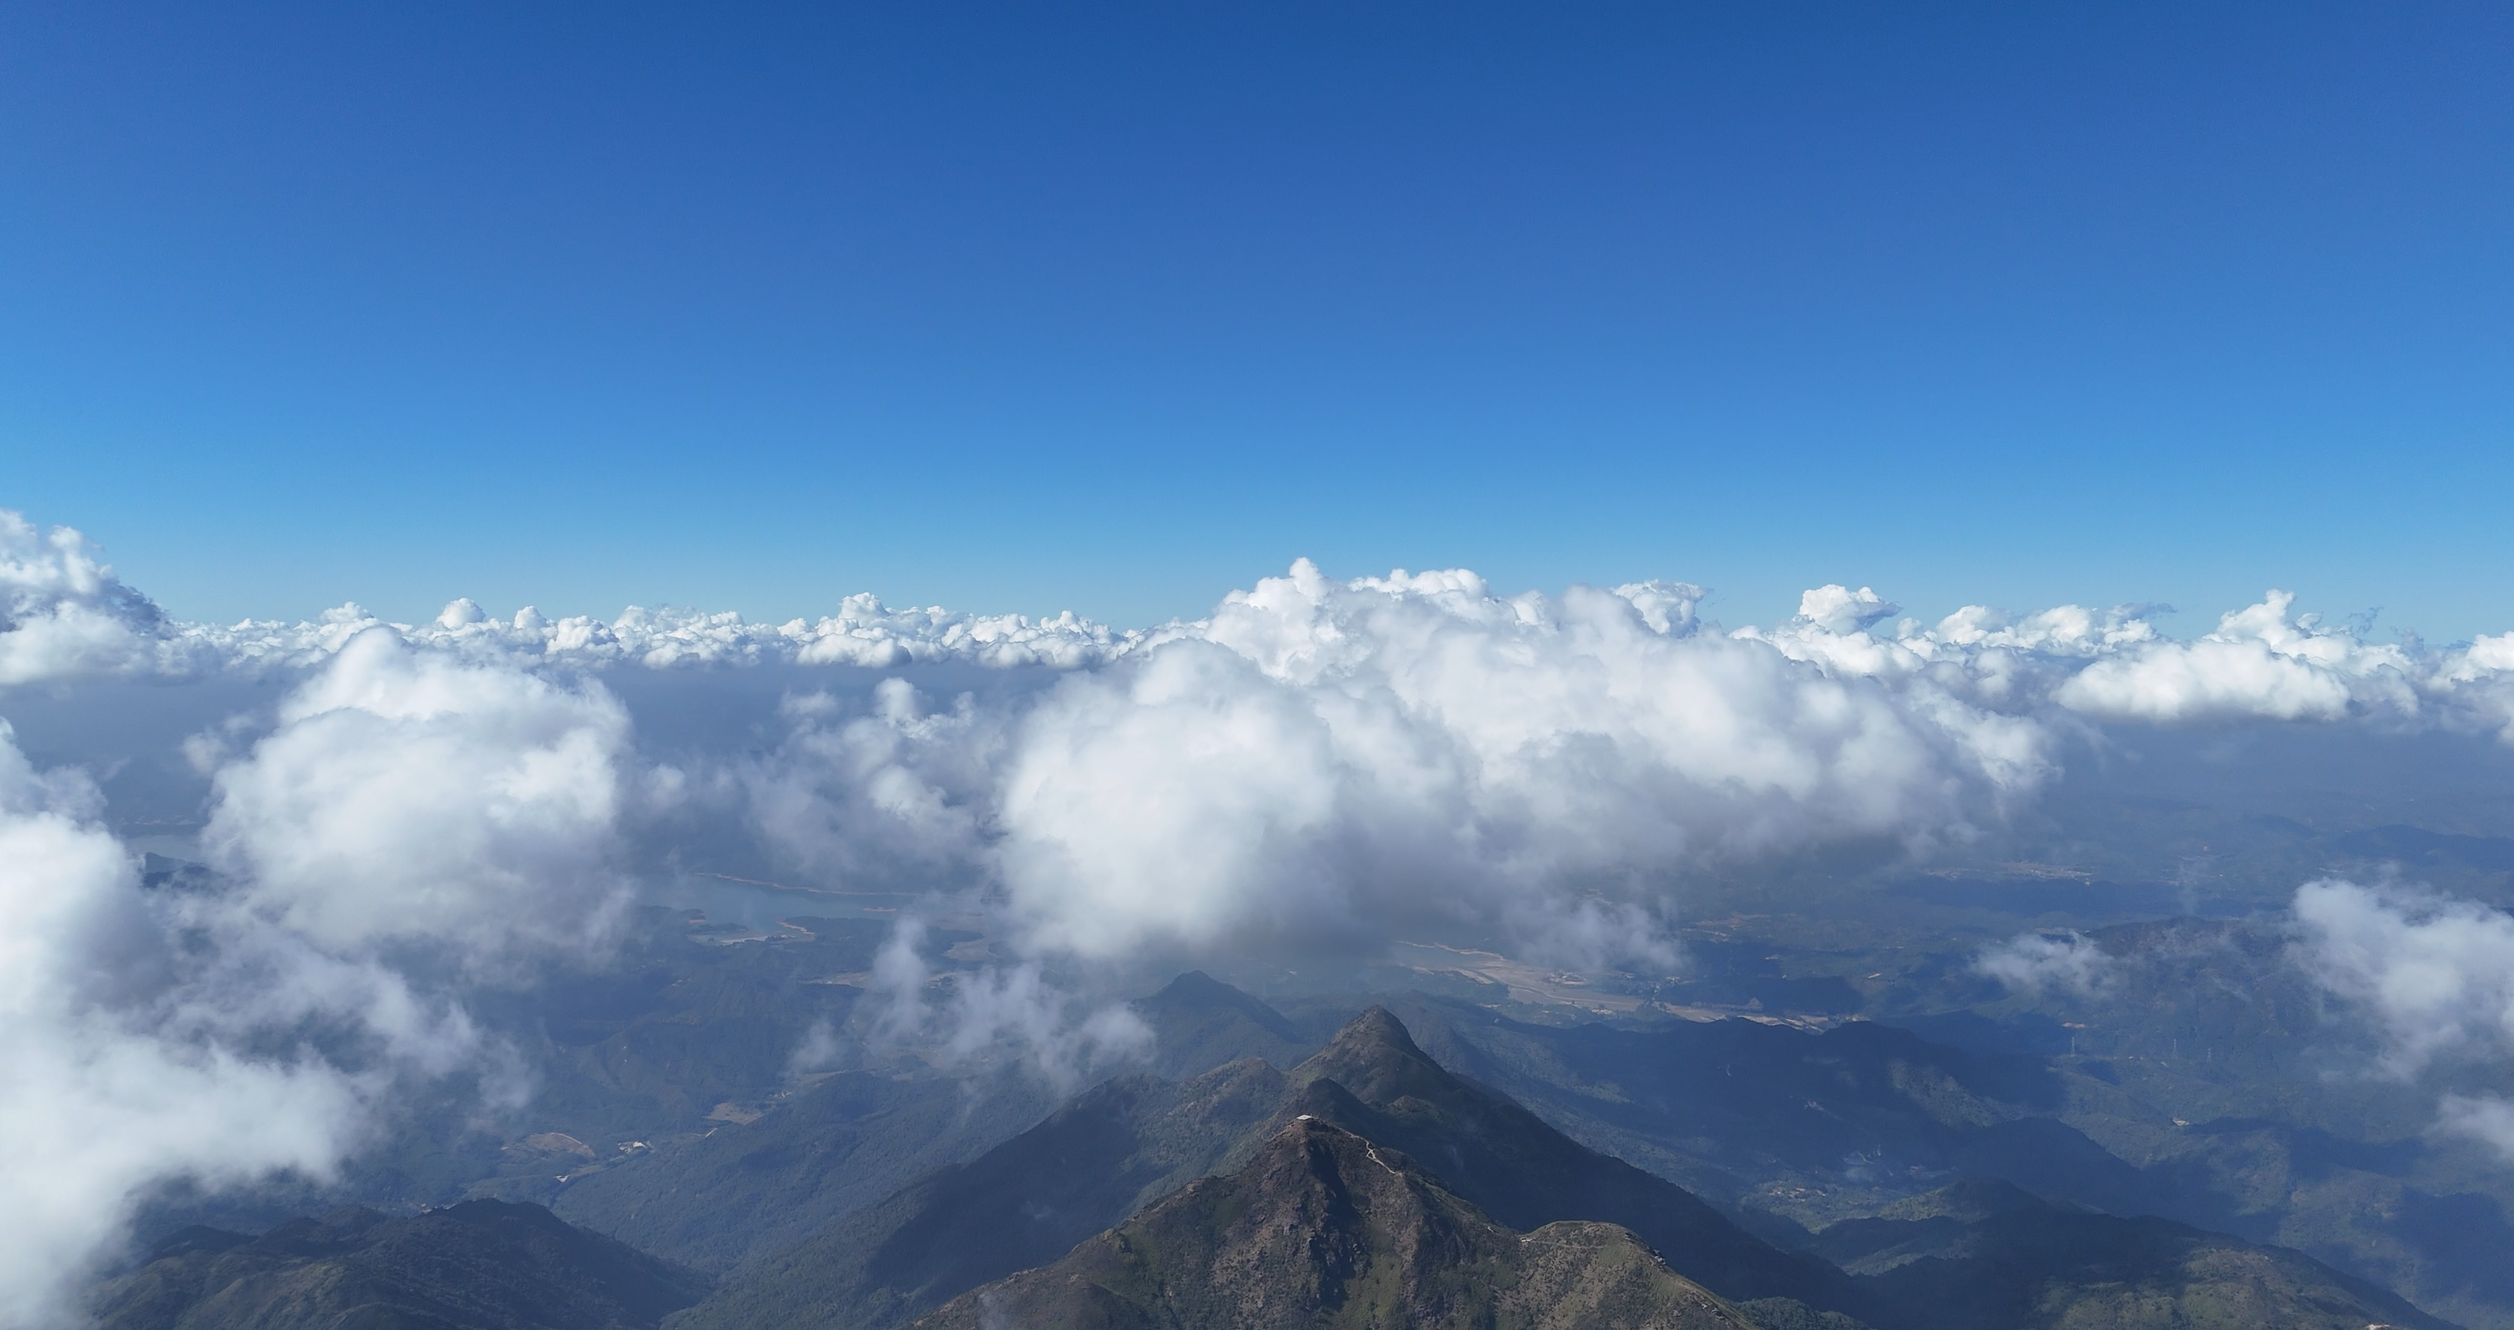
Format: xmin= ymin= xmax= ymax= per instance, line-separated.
xmin=744 ymin=680 xmax=1001 ymax=895
xmin=1974 ymin=930 xmax=2116 ymax=998
xmin=990 ymin=563 xmax=2051 ymax=960
xmin=2053 ymin=591 xmax=2417 ymax=723
xmin=1795 ymin=584 xmax=1901 ymax=636
xmin=0 ymin=512 xmax=163 ymax=685
xmin=0 ymin=620 xmax=661 ymax=1326
xmin=2289 ymin=878 xmax=2514 ymax=1077
xmin=11 ymin=510 xmax=2514 ymax=752
xmin=200 ymin=628 xmax=637 ymax=962
xmin=2438 ymin=631 xmax=2514 ymax=743
xmin=163 ymin=594 xmax=1137 ymax=676
xmin=0 ymin=725 xmax=371 ymax=1329
xmin=2293 ymin=877 xmax=2514 ymax=1168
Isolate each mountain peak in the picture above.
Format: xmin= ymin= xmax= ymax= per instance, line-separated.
xmin=1335 ymin=1005 xmax=1419 ymax=1051
xmin=912 ymin=1106 xmax=1759 ymax=1330
xmin=1134 ymin=972 xmax=1311 ymax=1077
xmin=1248 ymin=1113 xmax=1442 ymax=1210
xmin=1293 ymin=1006 xmax=1454 ymax=1104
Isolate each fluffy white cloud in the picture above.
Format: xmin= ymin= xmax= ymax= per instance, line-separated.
xmin=2053 ymin=591 xmax=2418 ymax=723
xmin=1974 ymin=930 xmax=2115 ymax=998
xmin=0 ymin=725 xmax=370 ymax=1330
xmin=0 ymin=512 xmax=163 ymax=685
xmin=744 ymin=680 xmax=1000 ymax=894
xmin=0 ymin=620 xmax=653 ymax=1325
xmin=201 ymin=628 xmax=636 ymax=961
xmin=13 ymin=510 xmax=2514 ymax=751
xmin=2437 ymin=632 xmax=2514 ymax=744
xmin=2290 ymin=879 xmax=2514 ymax=1166
xmin=991 ymin=562 xmax=2052 ymax=960
xmin=2290 ymin=878 xmax=2514 ymax=1076
xmin=165 ymin=593 xmax=1138 ymax=675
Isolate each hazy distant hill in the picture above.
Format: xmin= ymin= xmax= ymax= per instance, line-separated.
xmin=911 ymin=1116 xmax=1770 ymax=1330
xmin=547 ymin=968 xmax=1305 ymax=1272
xmin=1812 ymin=1178 xmax=2459 ymax=1330
xmin=1132 ymin=968 xmax=1320 ymax=1077
xmin=1375 ymin=993 xmax=2180 ymax=1227
xmin=548 ymin=1067 xmax=1059 ymax=1273
xmin=1284 ymin=1008 xmax=1866 ymax=1313
xmin=92 ymin=1201 xmax=708 ymax=1330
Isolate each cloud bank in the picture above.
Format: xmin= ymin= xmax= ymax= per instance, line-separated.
xmin=16 ymin=507 xmax=2514 ymax=1315
xmin=7 ymin=510 xmax=2514 ymax=748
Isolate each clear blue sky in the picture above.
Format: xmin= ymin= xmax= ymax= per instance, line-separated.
xmin=4 ymin=3 xmax=2509 ymax=638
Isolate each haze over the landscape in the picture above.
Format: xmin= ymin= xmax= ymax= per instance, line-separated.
xmin=7 ymin=5 xmax=2514 ymax=1330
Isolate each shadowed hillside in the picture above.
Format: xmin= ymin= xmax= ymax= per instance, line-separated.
xmin=92 ymin=1201 xmax=709 ymax=1330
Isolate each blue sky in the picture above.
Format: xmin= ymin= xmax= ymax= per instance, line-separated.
xmin=4 ymin=2 xmax=2509 ymax=637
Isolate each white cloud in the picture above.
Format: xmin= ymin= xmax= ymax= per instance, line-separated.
xmin=0 ymin=512 xmax=162 ymax=686
xmin=0 ymin=724 xmax=371 ymax=1330
xmin=1974 ymin=930 xmax=2116 ymax=998
xmin=2438 ymin=632 xmax=2514 ymax=744
xmin=9 ymin=510 xmax=2514 ymax=753
xmin=0 ymin=620 xmax=656 ymax=1325
xmin=2439 ymin=1093 xmax=2514 ymax=1162
xmin=744 ymin=680 xmax=999 ymax=895
xmin=1795 ymin=584 xmax=1901 ymax=636
xmin=201 ymin=628 xmax=636 ymax=962
xmin=991 ymin=562 xmax=2052 ymax=960
xmin=2053 ymin=591 xmax=2418 ymax=723
xmin=164 ymin=593 xmax=1139 ymax=676
xmin=2289 ymin=878 xmax=2514 ymax=1077
xmin=860 ymin=918 xmax=1150 ymax=1093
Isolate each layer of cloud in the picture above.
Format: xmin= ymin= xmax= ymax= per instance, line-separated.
xmin=19 ymin=506 xmax=2514 ymax=1312
xmin=13 ymin=509 xmax=2514 ymax=745
xmin=167 ymin=594 xmax=1139 ymax=676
